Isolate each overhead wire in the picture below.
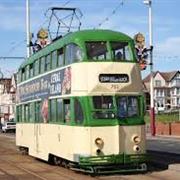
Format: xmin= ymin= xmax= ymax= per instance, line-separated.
xmin=94 ymin=0 xmax=125 ymax=29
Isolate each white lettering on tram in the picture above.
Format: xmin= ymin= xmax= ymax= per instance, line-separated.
xmin=51 ymin=72 xmax=61 ymax=83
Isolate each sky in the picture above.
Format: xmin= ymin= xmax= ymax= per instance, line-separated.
xmin=0 ymin=0 xmax=179 ymax=78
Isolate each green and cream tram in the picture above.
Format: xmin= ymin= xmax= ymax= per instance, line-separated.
xmin=16 ymin=29 xmax=147 ymax=174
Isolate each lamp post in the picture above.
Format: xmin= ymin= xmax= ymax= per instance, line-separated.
xmin=143 ymin=0 xmax=155 ymax=136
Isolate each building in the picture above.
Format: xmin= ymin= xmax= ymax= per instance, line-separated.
xmin=0 ymin=74 xmax=16 ymax=124
xmin=143 ymin=71 xmax=180 ymax=112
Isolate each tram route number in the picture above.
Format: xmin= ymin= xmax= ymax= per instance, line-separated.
xmin=111 ymin=84 xmax=120 ymax=90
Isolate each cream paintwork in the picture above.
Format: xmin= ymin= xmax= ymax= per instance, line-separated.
xmin=71 ymin=62 xmax=143 ymax=96
xmin=16 ymin=124 xmax=146 ymax=162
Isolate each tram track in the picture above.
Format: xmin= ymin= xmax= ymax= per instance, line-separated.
xmin=1 ymin=133 xmax=180 ymax=179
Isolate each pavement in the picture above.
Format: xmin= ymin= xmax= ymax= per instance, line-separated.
xmin=146 ymin=133 xmax=180 ymax=154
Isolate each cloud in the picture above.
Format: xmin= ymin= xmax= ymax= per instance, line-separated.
xmin=155 ymin=37 xmax=180 ymax=56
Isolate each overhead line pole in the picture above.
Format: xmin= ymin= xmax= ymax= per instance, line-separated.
xmin=144 ymin=0 xmax=155 ymax=136
xmin=26 ymin=0 xmax=31 ymax=58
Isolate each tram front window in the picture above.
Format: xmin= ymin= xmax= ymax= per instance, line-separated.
xmin=86 ymin=41 xmax=108 ymax=60
xmin=92 ymin=96 xmax=115 ymax=119
xmin=111 ymin=42 xmax=131 ymax=61
xmin=117 ymin=96 xmax=138 ymax=118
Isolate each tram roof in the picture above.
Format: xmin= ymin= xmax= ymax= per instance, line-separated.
xmin=20 ymin=29 xmax=133 ymax=69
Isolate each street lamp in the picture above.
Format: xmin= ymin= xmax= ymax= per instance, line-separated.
xmin=143 ymin=0 xmax=155 ymax=136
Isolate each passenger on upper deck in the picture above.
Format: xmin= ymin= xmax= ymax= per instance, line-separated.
xmin=115 ymin=51 xmax=122 ymax=61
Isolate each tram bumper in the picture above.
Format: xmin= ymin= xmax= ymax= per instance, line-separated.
xmin=77 ymin=153 xmax=148 ymax=174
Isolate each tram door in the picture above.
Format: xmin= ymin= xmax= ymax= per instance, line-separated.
xmin=34 ymin=101 xmax=41 ymax=153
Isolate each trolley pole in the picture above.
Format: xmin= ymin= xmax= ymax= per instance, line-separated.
xmin=26 ymin=0 xmax=31 ymax=58
xmin=144 ymin=0 xmax=155 ymax=136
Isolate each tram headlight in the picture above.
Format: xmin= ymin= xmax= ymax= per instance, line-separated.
xmin=132 ymin=135 xmax=141 ymax=144
xmin=133 ymin=145 xmax=141 ymax=152
xmin=95 ymin=137 xmax=104 ymax=149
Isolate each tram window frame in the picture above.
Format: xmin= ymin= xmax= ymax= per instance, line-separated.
xmin=45 ymin=54 xmax=51 ymax=71
xmin=29 ymin=63 xmax=34 ymax=78
xmin=35 ymin=101 xmax=42 ymax=123
xmin=21 ymin=68 xmax=26 ymax=81
xmin=29 ymin=102 xmax=35 ymax=122
xmin=40 ymin=57 xmax=45 ymax=74
xmin=52 ymin=51 xmax=58 ymax=69
xmin=116 ymin=96 xmax=139 ymax=118
xmin=17 ymin=71 xmax=21 ymax=83
xmin=57 ymin=98 xmax=63 ymax=122
xmin=50 ymin=99 xmax=57 ymax=122
xmin=86 ymin=41 xmax=109 ymax=61
xmin=25 ymin=65 xmax=30 ymax=80
xmin=34 ymin=59 xmax=40 ymax=76
xmin=16 ymin=105 xmax=21 ymax=122
xmin=65 ymin=43 xmax=83 ymax=65
xmin=92 ymin=96 xmax=115 ymax=119
xmin=63 ymin=99 xmax=71 ymax=123
xmin=24 ymin=104 xmax=29 ymax=122
xmin=74 ymin=98 xmax=84 ymax=124
xmin=110 ymin=41 xmax=132 ymax=61
xmin=57 ymin=48 xmax=64 ymax=67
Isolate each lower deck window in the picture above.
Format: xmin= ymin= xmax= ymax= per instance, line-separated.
xmin=117 ymin=96 xmax=138 ymax=118
xmin=92 ymin=96 xmax=115 ymax=119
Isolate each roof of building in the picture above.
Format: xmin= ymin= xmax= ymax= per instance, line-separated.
xmin=143 ymin=71 xmax=179 ymax=83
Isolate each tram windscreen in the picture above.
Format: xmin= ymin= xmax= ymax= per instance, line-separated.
xmin=86 ymin=41 xmax=108 ymax=60
xmin=92 ymin=96 xmax=115 ymax=119
xmin=117 ymin=96 xmax=138 ymax=118
xmin=111 ymin=42 xmax=131 ymax=61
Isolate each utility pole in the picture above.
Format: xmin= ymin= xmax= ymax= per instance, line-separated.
xmin=26 ymin=0 xmax=31 ymax=58
xmin=143 ymin=0 xmax=155 ymax=136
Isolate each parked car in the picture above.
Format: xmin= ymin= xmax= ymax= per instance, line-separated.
xmin=2 ymin=122 xmax=16 ymax=133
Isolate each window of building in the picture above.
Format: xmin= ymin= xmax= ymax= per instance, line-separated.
xmin=45 ymin=54 xmax=51 ymax=71
xmin=65 ymin=44 xmax=83 ymax=65
xmin=111 ymin=42 xmax=131 ymax=61
xmin=52 ymin=51 xmax=57 ymax=69
xmin=57 ymin=48 xmax=64 ymax=67
xmin=63 ymin=99 xmax=70 ymax=123
xmin=86 ymin=41 xmax=108 ymax=60
xmin=74 ymin=98 xmax=84 ymax=124
xmin=155 ymin=80 xmax=161 ymax=87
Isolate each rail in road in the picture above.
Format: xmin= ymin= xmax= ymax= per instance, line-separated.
xmin=0 ymin=133 xmax=180 ymax=180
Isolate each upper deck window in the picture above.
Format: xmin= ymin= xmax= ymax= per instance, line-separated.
xmin=111 ymin=42 xmax=131 ymax=61
xmin=86 ymin=41 xmax=108 ymax=60
xmin=65 ymin=43 xmax=83 ymax=65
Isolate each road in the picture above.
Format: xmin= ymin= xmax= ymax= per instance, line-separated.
xmin=0 ymin=133 xmax=180 ymax=180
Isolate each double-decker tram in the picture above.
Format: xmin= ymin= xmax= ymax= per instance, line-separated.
xmin=16 ymin=29 xmax=147 ymax=174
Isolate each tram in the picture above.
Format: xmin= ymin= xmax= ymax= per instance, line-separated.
xmin=16 ymin=29 xmax=147 ymax=174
